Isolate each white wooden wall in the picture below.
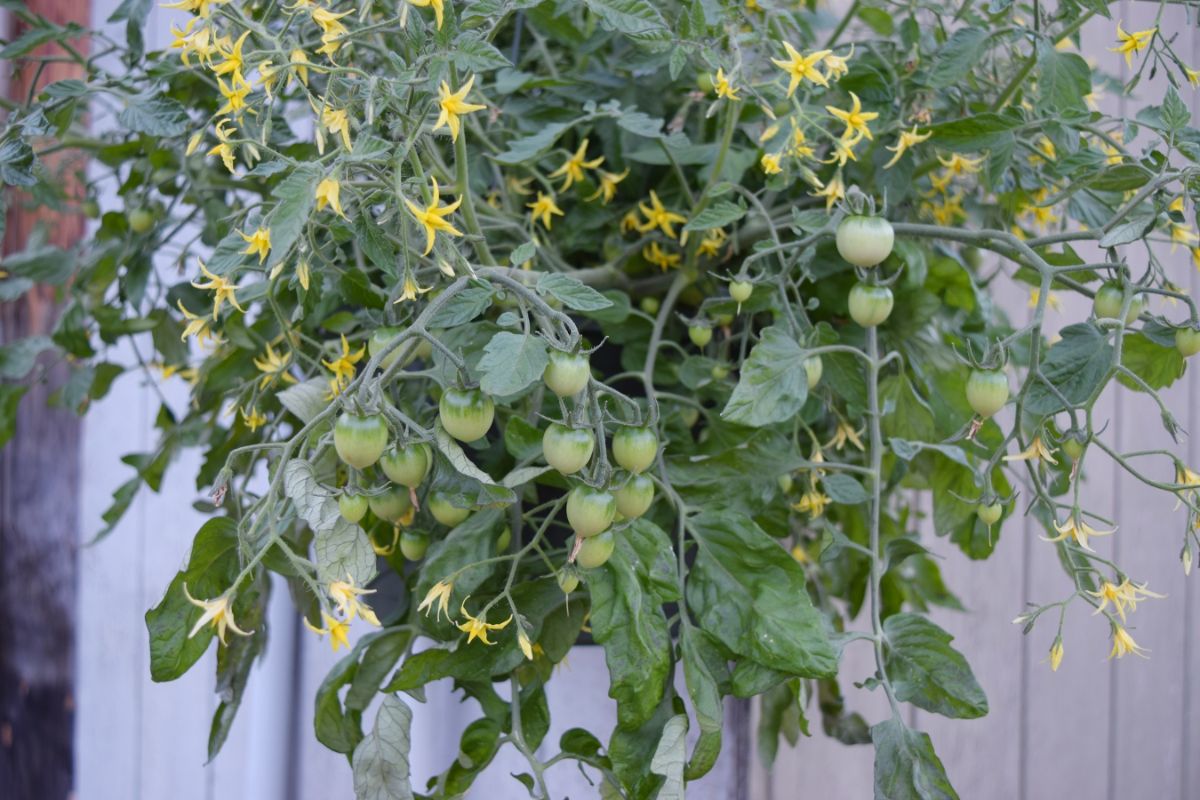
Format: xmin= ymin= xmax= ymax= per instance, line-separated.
xmin=74 ymin=2 xmax=1200 ymax=799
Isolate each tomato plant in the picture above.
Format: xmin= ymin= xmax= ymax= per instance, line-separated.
xmin=6 ymin=0 xmax=1199 ymax=795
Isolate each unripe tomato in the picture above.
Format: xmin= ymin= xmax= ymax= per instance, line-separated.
xmin=129 ymin=207 xmax=155 ymax=234
xmin=730 ymin=280 xmax=754 ymax=304
xmin=400 ymin=530 xmax=430 ymax=560
xmin=615 ymin=473 xmax=654 ymax=519
xmin=1093 ymin=281 xmax=1146 ymax=323
xmin=713 ymin=312 xmax=734 ymax=327
xmin=689 ymin=325 xmax=713 ymax=347
xmin=711 ymin=364 xmax=730 ymax=380
xmin=804 ymin=355 xmax=823 ymax=389
xmin=543 ymin=423 xmax=596 ymax=475
xmin=777 ymin=473 xmax=794 ymax=494
xmin=976 ymin=502 xmax=1003 ymax=526
xmin=334 ymin=413 xmax=389 ymax=469
xmin=557 ymin=569 xmax=580 ymax=593
xmin=338 ymin=492 xmax=369 ymax=524
xmin=380 ymin=442 xmax=432 ymax=488
xmin=82 ymin=199 xmax=101 ymax=219
xmin=368 ymin=485 xmax=412 ymax=523
xmin=612 ymin=426 xmax=658 ymax=474
xmin=429 ymin=491 xmax=471 ymax=527
xmin=369 ymin=326 xmax=406 ymax=370
xmin=439 ymin=388 xmax=494 ymax=442
xmin=1062 ymin=435 xmax=1086 ymax=461
xmin=566 ymin=485 xmax=616 ymax=538
xmin=543 ymin=350 xmax=591 ymax=397
xmin=576 ymin=530 xmax=615 ymax=569
xmin=1176 ymin=327 xmax=1200 ymax=357
xmin=680 ymin=408 xmax=700 ymax=428
xmin=848 ymin=283 xmax=894 ymax=327
xmin=836 ymin=215 xmax=895 ymax=268
xmin=496 ymin=525 xmax=511 ymax=552
xmin=696 ymin=72 xmax=715 ymax=93
xmin=640 ymin=297 xmax=661 ymax=315
xmin=965 ymin=369 xmax=1009 ymax=418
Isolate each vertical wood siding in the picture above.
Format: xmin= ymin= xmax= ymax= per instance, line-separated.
xmin=74 ymin=3 xmax=1199 ymax=798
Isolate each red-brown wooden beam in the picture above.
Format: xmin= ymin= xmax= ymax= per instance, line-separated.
xmin=0 ymin=1 xmax=90 ymax=798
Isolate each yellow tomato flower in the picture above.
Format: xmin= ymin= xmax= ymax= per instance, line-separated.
xmin=322 ymin=334 xmax=366 ymax=396
xmin=761 ymin=151 xmax=783 ymax=175
xmin=883 ymin=126 xmax=932 ymax=168
xmin=329 ymin=575 xmax=381 ymax=627
xmin=713 ymin=67 xmax=740 ymax=100
xmin=252 ymin=343 xmax=295 ymax=389
xmin=823 ymin=46 xmax=854 ymax=81
xmin=1187 ymin=65 xmax=1200 ymax=86
xmin=170 ymin=18 xmax=216 ymax=67
xmin=823 ymin=137 xmax=858 ymax=167
xmin=216 ymin=73 xmax=253 ymax=117
xmin=315 ymin=176 xmax=346 ymax=217
xmin=793 ymin=490 xmax=832 ymax=520
xmin=419 ymin=579 xmax=455 ymax=621
xmin=636 ymin=190 xmax=687 ymax=238
xmin=240 ymin=226 xmax=271 ymax=264
xmin=1110 ymin=23 xmax=1156 ymax=69
xmin=457 ymin=598 xmax=512 ymax=645
xmin=322 ymin=106 xmax=352 ymax=150
xmin=828 ymin=420 xmax=865 ymax=451
xmin=1108 ymin=624 xmax=1149 ymax=659
xmin=191 ymin=258 xmax=245 ymax=319
xmin=697 ymin=228 xmax=727 ymax=258
xmin=1089 ymin=578 xmax=1164 ymax=622
xmin=620 ymin=209 xmax=641 ymax=234
xmin=1028 ymin=288 xmax=1062 ymax=312
xmin=183 ymin=585 xmax=251 ymax=645
xmin=586 ymin=168 xmax=629 ymax=204
xmin=527 ymin=191 xmax=564 ymax=229
xmin=1171 ymin=222 xmax=1199 ymax=251
xmin=304 ymin=612 xmax=352 ymax=651
xmin=549 ymin=138 xmax=604 ymax=191
xmin=289 ymin=49 xmax=312 ymax=87
xmin=810 ymin=173 xmax=845 ymax=211
xmin=404 ymin=177 xmax=463 ymax=254
xmin=434 ymin=75 xmax=486 ymax=142
xmin=826 ymin=92 xmax=878 ymax=142
xmin=395 ymin=272 xmax=432 ymax=303
xmin=176 ymin=299 xmax=222 ymax=347
xmin=937 ymin=152 xmax=984 ymax=175
xmin=212 ymin=30 xmax=250 ymax=78
xmin=1043 ymin=514 xmax=1115 ymax=552
xmin=407 ymin=0 xmax=446 ymax=30
xmin=311 ymin=6 xmax=351 ymax=56
xmin=205 ymin=118 xmax=238 ymax=173
xmin=642 ymin=241 xmax=681 ymax=271
xmin=161 ymin=0 xmax=230 ymax=18
xmin=1004 ymin=435 xmax=1058 ymax=465
xmin=1049 ymin=638 xmax=1064 ymax=672
xmin=772 ymin=42 xmax=831 ymax=97
xmin=518 ymin=629 xmax=534 ymax=661
xmin=240 ymin=406 xmax=267 ymax=431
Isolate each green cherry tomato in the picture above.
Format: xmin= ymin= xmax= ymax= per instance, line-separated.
xmin=496 ymin=525 xmax=511 ymax=552
xmin=576 ymin=530 xmax=616 ymax=569
xmin=338 ymin=492 xmax=369 ymax=524
xmin=429 ymin=491 xmax=471 ymax=527
xmin=543 ymin=423 xmax=596 ymax=475
xmin=777 ymin=473 xmax=794 ymax=494
xmin=848 ymin=283 xmax=894 ymax=327
xmin=836 ymin=215 xmax=895 ymax=268
xmin=976 ymin=502 xmax=1003 ymax=526
xmin=82 ymin=199 xmax=101 ymax=219
xmin=380 ymin=443 xmax=432 ymax=488
xmin=612 ymin=426 xmax=658 ymax=474
xmin=129 ymin=207 xmax=155 ymax=234
xmin=543 ymin=350 xmax=591 ymax=397
xmin=804 ymin=355 xmax=823 ymax=389
xmin=730 ymin=280 xmax=754 ymax=304
xmin=965 ymin=369 xmax=1009 ymax=418
xmin=566 ymin=485 xmax=617 ymax=538
xmin=1093 ymin=281 xmax=1146 ymax=323
xmin=1176 ymin=327 xmax=1200 ymax=357
xmin=334 ymin=412 xmax=389 ymax=469
xmin=368 ymin=485 xmax=412 ymax=523
xmin=640 ymin=297 xmax=661 ymax=315
xmin=680 ymin=408 xmax=700 ymax=428
xmin=557 ymin=568 xmax=580 ymax=593
xmin=711 ymin=364 xmax=730 ymax=380
xmin=1062 ymin=435 xmax=1086 ymax=461
xmin=689 ymin=325 xmax=713 ymax=347
xmin=615 ymin=473 xmax=655 ymax=519
xmin=439 ymin=388 xmax=495 ymax=442
xmin=400 ymin=530 xmax=430 ymax=561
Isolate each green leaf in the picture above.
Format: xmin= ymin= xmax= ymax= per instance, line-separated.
xmin=477 ymin=331 xmax=548 ymax=396
xmin=1119 ymin=332 xmax=1185 ymax=391
xmin=431 ymin=284 xmax=493 ymax=327
xmin=119 ymin=95 xmax=189 ymax=137
xmin=1163 ymin=86 xmax=1191 ymax=133
xmin=0 ymin=384 xmax=27 ymax=448
xmin=926 ymin=113 xmax=1020 ymax=152
xmin=871 ymin=717 xmax=959 ymax=800
xmin=450 ymin=32 xmax=512 ymax=71
xmin=682 ymin=200 xmax=746 ymax=232
xmin=686 ymin=510 xmax=837 ymax=677
xmin=881 ymin=375 xmax=936 ymax=442
xmin=0 ymin=23 xmax=81 ymax=59
xmin=680 ymin=624 xmax=725 ymax=779
xmin=145 ymin=518 xmax=240 ymax=682
xmin=315 ymin=645 xmax=363 ymax=753
xmin=0 ymin=335 xmax=54 ymax=379
xmin=721 ymin=326 xmax=809 ymax=427
xmin=823 ymin=473 xmax=868 ymax=505
xmin=1036 ymin=46 xmax=1091 ymax=113
xmin=265 ymin=165 xmax=321 ymax=271
xmin=537 ymin=272 xmax=614 ymax=311
xmin=283 ymin=460 xmax=377 ymax=585
xmin=493 ymin=122 xmax=571 ymax=164
xmin=2 ymin=244 xmax=73 ymax=284
xmin=581 ymin=0 xmax=669 ymax=41
xmin=857 ymin=6 xmax=893 ymax=34
xmin=588 ymin=520 xmax=675 ymax=729
xmin=277 ymin=378 xmax=329 ymax=424
xmin=1097 ymin=210 xmax=1156 ymax=247
xmin=352 ymin=695 xmax=415 ymax=800
xmin=0 ymin=137 xmax=36 ymax=187
xmin=928 ymin=29 xmax=988 ymax=89
xmin=413 ymin=509 xmax=502 ymax=618
xmin=209 ymin=576 xmax=268 ymax=759
xmin=883 ymin=613 xmax=987 ymax=719
xmin=649 ymin=714 xmax=688 ymax=800
xmin=1024 ymin=322 xmax=1113 ymax=417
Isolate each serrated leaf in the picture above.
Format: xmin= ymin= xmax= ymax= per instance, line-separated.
xmin=872 ymin=718 xmax=959 ymax=800
xmin=265 ymin=165 xmax=321 ymax=271
xmin=1024 ymin=322 xmax=1113 ymax=416
xmin=277 ymin=378 xmax=329 ymax=424
xmin=1097 ymin=210 xmax=1156 ymax=247
xmin=722 ymin=326 xmax=808 ymax=426
xmin=119 ymin=95 xmax=189 ymax=137
xmin=883 ymin=613 xmax=987 ymax=719
xmin=581 ymin=0 xmax=669 ymax=40
xmin=450 ymin=33 xmax=511 ymax=71
xmin=682 ymin=200 xmax=745 ymax=232
xmin=928 ymin=28 xmax=988 ymax=89
xmin=0 ymin=335 xmax=54 ymax=379
xmin=352 ymin=695 xmax=414 ymax=800
xmin=431 ymin=284 xmax=493 ymax=327
xmin=1036 ymin=46 xmax=1091 ymax=113
xmin=493 ymin=122 xmax=571 ymax=164
xmin=649 ymin=715 xmax=688 ymax=800
xmin=537 ymin=272 xmax=613 ymax=311
xmin=823 ymin=473 xmax=868 ymax=505
xmin=283 ymin=460 xmax=376 ymax=585
xmin=477 ymin=331 xmax=548 ymax=396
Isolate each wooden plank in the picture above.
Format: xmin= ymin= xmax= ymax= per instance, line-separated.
xmin=1184 ymin=24 xmax=1200 ymax=798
